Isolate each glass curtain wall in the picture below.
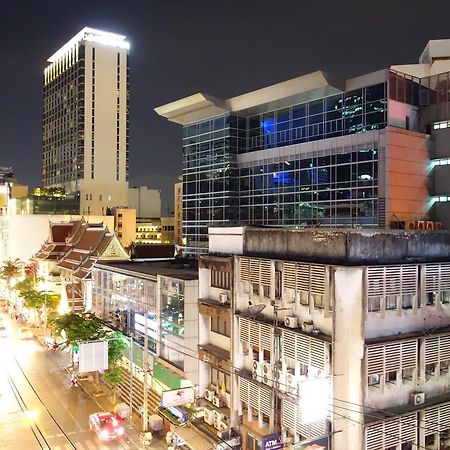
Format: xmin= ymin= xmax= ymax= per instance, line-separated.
xmin=159 ymin=276 xmax=185 ymax=370
xmin=91 ymin=268 xmax=157 ymax=353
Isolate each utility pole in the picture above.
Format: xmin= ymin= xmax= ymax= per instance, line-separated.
xmin=142 ymin=312 xmax=149 ymax=432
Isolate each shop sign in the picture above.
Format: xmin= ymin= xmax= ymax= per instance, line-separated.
xmin=161 ymin=387 xmax=195 ymax=407
xmin=262 ymin=434 xmax=283 ymax=450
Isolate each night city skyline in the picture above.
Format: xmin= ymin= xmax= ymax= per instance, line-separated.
xmin=3 ymin=0 xmax=450 ymax=209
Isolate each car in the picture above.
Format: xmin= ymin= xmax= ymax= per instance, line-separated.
xmin=0 ymin=325 xmax=7 ymax=337
xmin=18 ymin=327 xmax=33 ymax=339
xmin=89 ymin=412 xmax=125 ymax=441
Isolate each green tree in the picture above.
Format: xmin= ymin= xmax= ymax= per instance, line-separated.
xmin=103 ymin=331 xmax=128 ymax=406
xmin=50 ymin=312 xmax=106 ymax=346
xmin=16 ymin=276 xmax=60 ymax=328
xmin=0 ymin=258 xmax=23 ymax=309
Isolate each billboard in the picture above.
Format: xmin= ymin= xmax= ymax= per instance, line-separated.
xmin=262 ymin=434 xmax=283 ymax=450
xmin=161 ymin=387 xmax=195 ymax=407
xmin=78 ymin=341 xmax=108 ymax=373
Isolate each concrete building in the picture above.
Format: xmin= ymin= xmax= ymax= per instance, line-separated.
xmin=111 ymin=207 xmax=136 ymax=248
xmin=196 ymin=226 xmax=450 ymax=450
xmin=42 ymin=27 xmax=130 ymax=215
xmin=174 ymin=176 xmax=184 ymax=245
xmin=156 ymin=39 xmax=450 ymax=255
xmin=0 ymin=167 xmax=28 ymax=210
xmin=161 ymin=216 xmax=175 ymax=244
xmin=128 ymin=186 xmax=161 ymax=219
xmin=90 ymin=260 xmax=198 ymax=426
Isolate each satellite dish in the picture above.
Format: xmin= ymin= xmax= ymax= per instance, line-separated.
xmin=242 ymin=303 xmax=266 ymax=318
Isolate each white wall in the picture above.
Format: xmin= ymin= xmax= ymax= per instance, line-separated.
xmin=128 ymin=187 xmax=161 ymax=218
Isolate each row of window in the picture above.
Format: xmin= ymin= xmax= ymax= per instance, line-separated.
xmin=368 ymin=291 xmax=450 ymax=312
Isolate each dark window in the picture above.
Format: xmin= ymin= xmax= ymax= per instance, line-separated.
xmin=210 ymin=270 xmax=231 ymax=290
xmin=211 ymin=317 xmax=230 ymax=337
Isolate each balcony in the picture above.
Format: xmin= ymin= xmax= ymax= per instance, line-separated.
xmin=198 ymin=343 xmax=230 ymax=372
xmin=198 ymin=300 xmax=230 ymax=318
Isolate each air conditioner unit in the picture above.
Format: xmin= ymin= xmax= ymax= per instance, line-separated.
xmin=426 ymin=221 xmax=435 ymax=230
xmin=204 ymin=408 xmax=215 ymax=425
xmin=261 ymin=362 xmax=272 ymax=385
xmin=213 ymin=410 xmax=223 ymax=422
xmin=218 ymin=420 xmax=228 ymax=432
xmin=205 ymin=388 xmax=215 ymax=402
xmin=273 ymin=368 xmax=286 ymax=392
xmin=286 ymin=373 xmax=298 ymax=396
xmin=219 ymin=293 xmax=228 ymax=304
xmin=252 ymin=361 xmax=262 ymax=381
xmin=214 ymin=418 xmax=221 ymax=430
xmin=416 ymin=220 xmax=426 ymax=230
xmin=411 ymin=392 xmax=425 ymax=406
xmin=302 ymin=321 xmax=314 ymax=333
xmin=213 ymin=395 xmax=223 ymax=408
xmin=284 ymin=316 xmax=298 ymax=328
xmin=435 ymin=221 xmax=443 ymax=230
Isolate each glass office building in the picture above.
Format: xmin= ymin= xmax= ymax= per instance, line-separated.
xmin=157 ymin=41 xmax=450 ymax=254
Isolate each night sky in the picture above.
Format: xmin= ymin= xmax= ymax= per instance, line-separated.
xmin=2 ymin=0 xmax=450 ymax=211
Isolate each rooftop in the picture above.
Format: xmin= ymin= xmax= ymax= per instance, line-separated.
xmin=95 ymin=259 xmax=198 ymax=281
xmin=209 ymin=226 xmax=450 ymax=265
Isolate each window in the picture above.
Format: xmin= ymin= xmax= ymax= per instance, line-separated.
xmin=402 ymin=294 xmax=413 ymax=309
xmin=385 ymin=295 xmax=397 ymax=310
xmin=441 ymin=360 xmax=450 ymax=374
xmin=402 ymin=367 xmax=414 ymax=381
xmin=441 ymin=291 xmax=450 ymax=305
xmin=99 ymin=194 xmax=102 ymax=201
xmin=299 ymin=291 xmax=309 ymax=306
xmin=427 ymin=292 xmax=437 ymax=305
xmin=426 ymin=362 xmax=437 ymax=379
xmin=385 ymin=370 xmax=397 ymax=384
xmin=252 ymin=283 xmax=259 ymax=296
xmin=368 ymin=296 xmax=381 ymax=312
xmin=262 ymin=285 xmax=270 ymax=298
xmin=211 ymin=317 xmax=230 ymax=337
xmin=313 ymin=294 xmax=324 ymax=309
xmin=211 ymin=270 xmax=231 ymax=290
xmin=210 ymin=367 xmax=230 ymax=392
xmin=368 ymin=374 xmax=380 ymax=386
xmin=299 ymin=363 xmax=308 ymax=376
xmin=275 ymin=270 xmax=282 ymax=299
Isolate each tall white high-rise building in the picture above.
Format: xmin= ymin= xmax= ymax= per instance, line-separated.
xmin=42 ymin=27 xmax=130 ymax=215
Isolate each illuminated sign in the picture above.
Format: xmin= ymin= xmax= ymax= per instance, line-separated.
xmin=161 ymin=387 xmax=195 ymax=407
xmin=262 ymin=434 xmax=282 ymax=450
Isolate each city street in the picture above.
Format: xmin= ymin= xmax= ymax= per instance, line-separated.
xmin=0 ymin=313 xmax=165 ymax=450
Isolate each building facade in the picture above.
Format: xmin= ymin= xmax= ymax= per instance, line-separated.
xmin=174 ymin=177 xmax=183 ymax=246
xmin=196 ymin=226 xmax=450 ymax=450
xmin=156 ymin=39 xmax=450 ymax=254
xmin=42 ymin=27 xmax=129 ymax=215
xmin=90 ymin=261 xmax=199 ymax=423
xmin=128 ymin=186 xmax=161 ymax=219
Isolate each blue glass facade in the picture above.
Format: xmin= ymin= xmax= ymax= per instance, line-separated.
xmin=182 ymin=83 xmax=387 ymax=253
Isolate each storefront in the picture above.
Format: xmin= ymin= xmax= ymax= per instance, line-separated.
xmin=241 ymin=417 xmax=283 ymax=450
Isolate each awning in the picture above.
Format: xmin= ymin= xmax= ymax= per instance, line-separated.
xmin=172 ymin=426 xmax=216 ymax=450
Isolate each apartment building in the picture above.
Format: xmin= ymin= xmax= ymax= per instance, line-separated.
xmin=196 ymin=226 xmax=450 ymax=450
xmin=156 ymin=39 xmax=450 ymax=255
xmin=43 ymin=27 xmax=130 ymax=215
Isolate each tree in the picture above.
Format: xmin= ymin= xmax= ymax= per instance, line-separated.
xmin=16 ymin=276 xmax=60 ymax=328
xmin=103 ymin=331 xmax=128 ymax=406
xmin=50 ymin=312 xmax=106 ymax=347
xmin=0 ymin=258 xmax=23 ymax=309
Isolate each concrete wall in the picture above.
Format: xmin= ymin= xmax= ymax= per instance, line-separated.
xmin=237 ymin=228 xmax=450 ymax=264
xmin=128 ymin=187 xmax=161 ymax=219
xmin=333 ymin=267 xmax=365 ymax=450
xmin=383 ymin=127 xmax=430 ymax=223
xmin=80 ymin=181 xmax=129 ymax=216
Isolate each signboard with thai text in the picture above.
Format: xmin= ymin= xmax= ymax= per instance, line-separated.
xmin=161 ymin=387 xmax=195 ymax=407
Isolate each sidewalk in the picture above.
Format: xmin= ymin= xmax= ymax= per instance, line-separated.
xmin=31 ymin=326 xmax=169 ymax=450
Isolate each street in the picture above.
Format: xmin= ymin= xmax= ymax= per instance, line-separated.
xmin=0 ymin=313 xmax=165 ymax=450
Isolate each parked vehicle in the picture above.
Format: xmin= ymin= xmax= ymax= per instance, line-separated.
xmin=89 ymin=412 xmax=124 ymax=441
xmin=18 ymin=327 xmax=33 ymax=339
